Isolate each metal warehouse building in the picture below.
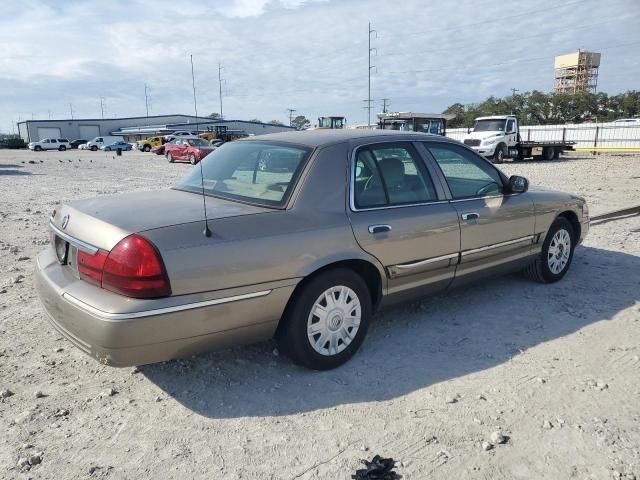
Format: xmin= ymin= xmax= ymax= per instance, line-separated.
xmin=17 ymin=114 xmax=294 ymax=143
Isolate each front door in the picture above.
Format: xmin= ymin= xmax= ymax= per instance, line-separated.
xmin=347 ymin=141 xmax=461 ymax=297
xmin=423 ymin=142 xmax=535 ymax=283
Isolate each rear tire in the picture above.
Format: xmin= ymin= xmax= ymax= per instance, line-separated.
xmin=167 ymin=152 xmax=174 ymax=163
xmin=91 ymin=146 xmax=98 ymax=151
xmin=143 ymin=145 xmax=151 ymax=152
xmin=524 ymin=217 xmax=574 ymax=283
xmin=553 ymin=148 xmax=561 ymax=160
xmin=59 ymin=145 xmax=66 ymax=151
xmin=34 ymin=145 xmax=42 ymax=152
xmin=276 ymin=268 xmax=372 ymax=370
xmin=542 ymin=147 xmax=555 ymax=161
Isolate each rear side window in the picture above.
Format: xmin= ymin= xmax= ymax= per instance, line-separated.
xmin=353 ymin=142 xmax=437 ymax=209
xmin=426 ymin=143 xmax=504 ymax=199
xmin=58 ymin=139 xmax=68 ymax=142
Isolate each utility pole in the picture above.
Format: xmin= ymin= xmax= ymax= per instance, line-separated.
xmin=218 ymin=63 xmax=225 ymax=118
xmin=144 ymin=84 xmax=151 ymax=118
xmin=69 ymin=103 xmax=74 ymax=119
xmin=510 ymin=88 xmax=519 ymax=97
xmin=48 ymin=110 xmax=52 ymax=120
xmin=381 ymin=98 xmax=390 ymax=113
xmin=287 ymin=108 xmax=296 ymax=126
xmin=99 ymin=97 xmax=105 ymax=119
xmin=367 ymin=22 xmax=377 ymax=127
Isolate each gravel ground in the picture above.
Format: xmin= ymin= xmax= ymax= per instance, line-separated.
xmin=1 ymin=149 xmax=639 ymax=479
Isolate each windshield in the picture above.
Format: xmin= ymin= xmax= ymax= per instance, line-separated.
xmin=473 ymin=119 xmax=506 ymax=132
xmin=175 ymin=141 xmax=311 ymax=207
xmin=187 ymin=138 xmax=209 ymax=147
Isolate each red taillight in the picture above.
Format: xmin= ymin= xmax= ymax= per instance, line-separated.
xmin=77 ymin=234 xmax=171 ymax=299
xmin=78 ymin=249 xmax=108 ymax=286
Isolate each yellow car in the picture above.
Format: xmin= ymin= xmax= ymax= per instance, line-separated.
xmin=136 ymin=136 xmax=164 ymax=152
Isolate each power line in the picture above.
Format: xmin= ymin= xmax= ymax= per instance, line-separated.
xmin=367 ymin=22 xmax=377 ymax=127
xmin=218 ymin=63 xmax=225 ymax=118
xmin=287 ymin=108 xmax=296 ymax=126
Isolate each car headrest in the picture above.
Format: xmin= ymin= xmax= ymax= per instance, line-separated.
xmin=378 ymin=157 xmax=405 ymax=187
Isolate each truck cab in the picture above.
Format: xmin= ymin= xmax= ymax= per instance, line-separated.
xmin=463 ymin=115 xmax=519 ymax=162
xmin=377 ymin=112 xmax=453 ymax=136
xmin=317 ymin=116 xmax=346 ymax=129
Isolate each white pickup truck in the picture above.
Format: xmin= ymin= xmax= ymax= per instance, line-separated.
xmin=463 ymin=115 xmax=575 ymax=163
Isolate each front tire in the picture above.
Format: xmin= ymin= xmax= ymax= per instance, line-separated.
xmin=91 ymin=146 xmax=98 ymax=151
xmin=543 ymin=147 xmax=555 ymax=161
xmin=105 ymin=147 xmax=111 ymax=151
xmin=34 ymin=145 xmax=42 ymax=151
xmin=59 ymin=145 xmax=66 ymax=151
xmin=493 ymin=144 xmax=506 ymax=164
xmin=143 ymin=145 xmax=151 ymax=152
xmin=167 ymin=152 xmax=174 ymax=163
xmin=276 ymin=268 xmax=372 ymax=370
xmin=524 ymin=217 xmax=574 ymax=283
xmin=189 ymin=153 xmax=197 ymax=165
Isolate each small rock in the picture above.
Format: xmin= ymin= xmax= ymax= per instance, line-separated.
xmin=54 ymin=347 xmax=64 ymax=353
xmin=130 ymin=366 xmax=140 ymax=374
xmin=28 ymin=453 xmax=42 ymax=465
xmin=537 ymin=377 xmax=546 ymax=384
xmin=490 ymin=431 xmax=507 ymax=444
xmin=360 ymin=445 xmax=369 ymax=452
xmin=13 ymin=275 xmax=25 ymax=284
xmin=1 ymin=389 xmax=14 ymax=398
xmin=473 ymin=417 xmax=483 ymax=425
xmin=596 ymin=381 xmax=608 ymax=391
xmin=476 ymin=394 xmax=486 ymax=401
xmin=154 ymin=396 xmax=162 ymax=402
xmin=272 ymin=348 xmax=279 ymax=357
xmin=542 ymin=420 xmax=553 ymax=429
xmin=22 ymin=443 xmax=34 ymax=449
xmin=34 ymin=391 xmax=45 ymax=398
xmin=102 ymin=388 xmax=118 ymax=397
xmin=445 ymin=395 xmax=459 ymax=404
xmin=53 ymin=408 xmax=69 ymax=417
xmin=18 ymin=256 xmax=30 ymax=261
xmin=481 ymin=441 xmax=493 ymax=451
xmin=89 ymin=465 xmax=101 ymax=475
xmin=17 ymin=457 xmax=30 ymax=469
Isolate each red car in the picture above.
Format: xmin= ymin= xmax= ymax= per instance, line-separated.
xmin=165 ymin=138 xmax=216 ymax=164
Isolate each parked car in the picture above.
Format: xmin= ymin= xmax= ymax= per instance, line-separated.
xmin=136 ymin=136 xmax=165 ymax=152
xmin=151 ymin=144 xmax=166 ymax=155
xmin=69 ymin=139 xmax=88 ymax=149
xmin=78 ymin=143 xmax=89 ymax=150
xmin=164 ymin=131 xmax=199 ymax=142
xmin=100 ymin=141 xmax=132 ymax=151
xmin=86 ymin=136 xmax=120 ymax=151
xmin=165 ymin=138 xmax=216 ymax=164
xmin=36 ymin=130 xmax=589 ymax=370
xmin=28 ymin=138 xmax=71 ymax=151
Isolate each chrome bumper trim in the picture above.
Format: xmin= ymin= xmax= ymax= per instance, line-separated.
xmin=62 ymin=290 xmax=272 ymax=321
xmin=49 ymin=219 xmax=99 ymax=255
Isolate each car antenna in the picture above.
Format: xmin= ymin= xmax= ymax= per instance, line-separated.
xmin=190 ymin=54 xmax=211 ymax=237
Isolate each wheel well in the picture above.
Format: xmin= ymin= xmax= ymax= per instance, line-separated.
xmin=280 ymin=260 xmax=383 ymax=327
xmin=558 ymin=210 xmax=580 ymax=241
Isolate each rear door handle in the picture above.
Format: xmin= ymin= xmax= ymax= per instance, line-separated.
xmin=368 ymin=224 xmax=392 ymax=234
xmin=461 ymin=212 xmax=479 ymax=221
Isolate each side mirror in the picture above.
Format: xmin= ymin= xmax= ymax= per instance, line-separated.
xmin=508 ymin=175 xmax=529 ymax=193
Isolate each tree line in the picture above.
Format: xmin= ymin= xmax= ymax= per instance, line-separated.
xmin=443 ymin=90 xmax=640 ymax=128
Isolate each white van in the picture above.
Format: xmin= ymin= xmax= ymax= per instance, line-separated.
xmin=86 ymin=136 xmax=119 ymax=151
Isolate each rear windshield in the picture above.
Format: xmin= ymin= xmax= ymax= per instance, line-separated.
xmin=187 ymin=138 xmax=210 ymax=146
xmin=175 ymin=141 xmax=311 ymax=207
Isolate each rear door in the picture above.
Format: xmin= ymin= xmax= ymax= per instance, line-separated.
xmin=422 ymin=142 xmax=535 ymax=283
xmin=348 ymin=141 xmax=461 ymax=296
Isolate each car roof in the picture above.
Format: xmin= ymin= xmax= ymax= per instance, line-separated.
xmin=237 ymin=129 xmax=460 ymax=148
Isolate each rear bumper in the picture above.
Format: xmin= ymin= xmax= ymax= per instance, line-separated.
xmin=35 ymin=248 xmax=295 ymax=367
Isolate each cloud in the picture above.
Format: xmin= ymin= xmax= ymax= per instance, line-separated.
xmin=1 ymin=0 xmax=639 ymax=131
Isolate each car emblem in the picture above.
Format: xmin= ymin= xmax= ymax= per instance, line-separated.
xmin=61 ymin=214 xmax=70 ymax=230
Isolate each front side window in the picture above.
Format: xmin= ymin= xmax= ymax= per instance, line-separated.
xmin=175 ymin=141 xmax=310 ymax=207
xmin=353 ymin=142 xmax=437 ymax=209
xmin=506 ymin=119 xmax=515 ymax=133
xmin=50 ymin=139 xmax=57 ymax=143
xmin=427 ymin=144 xmax=504 ymax=199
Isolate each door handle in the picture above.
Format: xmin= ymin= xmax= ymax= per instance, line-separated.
xmin=461 ymin=212 xmax=480 ymax=221
xmin=368 ymin=224 xmax=392 ymax=234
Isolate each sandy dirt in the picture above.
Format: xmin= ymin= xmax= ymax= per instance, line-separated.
xmin=0 ymin=149 xmax=639 ymax=479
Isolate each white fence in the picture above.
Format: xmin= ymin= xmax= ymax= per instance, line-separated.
xmin=447 ymin=122 xmax=640 ymax=150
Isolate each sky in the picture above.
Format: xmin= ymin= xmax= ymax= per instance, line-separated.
xmin=1 ymin=0 xmax=639 ymax=132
